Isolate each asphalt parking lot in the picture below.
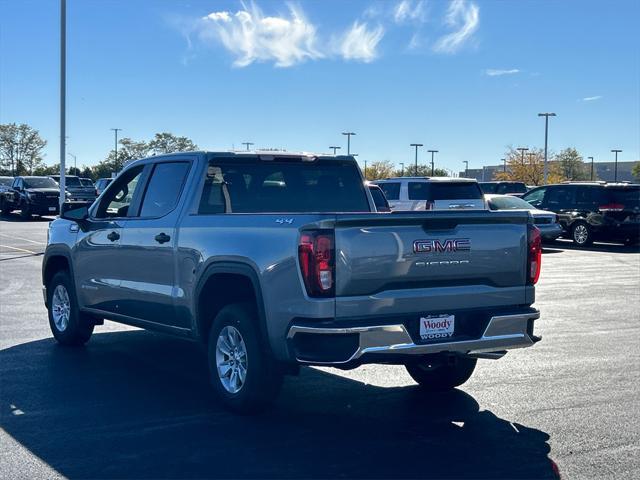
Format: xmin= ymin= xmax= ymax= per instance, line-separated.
xmin=1 ymin=216 xmax=639 ymax=479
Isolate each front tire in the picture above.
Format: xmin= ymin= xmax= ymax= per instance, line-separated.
xmin=207 ymin=303 xmax=283 ymax=414
xmin=406 ymin=354 xmax=477 ymax=392
xmin=47 ymin=271 xmax=94 ymax=346
xmin=571 ymin=222 xmax=592 ymax=246
xmin=20 ymin=202 xmax=31 ymax=219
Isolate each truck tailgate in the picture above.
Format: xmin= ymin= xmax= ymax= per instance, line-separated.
xmin=333 ymin=211 xmax=532 ymax=318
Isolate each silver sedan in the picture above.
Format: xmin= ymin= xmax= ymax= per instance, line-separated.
xmin=485 ymin=194 xmax=563 ymax=241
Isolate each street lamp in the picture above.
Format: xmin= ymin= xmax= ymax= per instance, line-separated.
xmin=502 ymin=158 xmax=507 ymax=173
xmin=329 ymin=146 xmax=341 ymax=155
xmin=611 ymin=149 xmax=622 ymax=182
xmin=517 ymin=147 xmax=529 ymax=164
xmin=410 ymin=143 xmax=423 ymax=176
xmin=242 ymin=142 xmax=254 ymax=151
xmin=59 ymin=0 xmax=67 ymax=210
xmin=428 ymin=150 xmax=438 ymax=176
xmin=463 ymin=160 xmax=469 ymax=178
xmin=538 ymin=112 xmax=556 ymax=185
xmin=111 ymin=128 xmax=122 ymax=172
xmin=588 ymin=156 xmax=594 ymax=181
xmin=400 ymin=162 xmax=405 ymax=176
xmin=342 ymin=132 xmax=356 ymax=155
xmin=364 ymin=160 xmax=368 ymax=179
xmin=528 ymin=152 xmax=536 ymax=164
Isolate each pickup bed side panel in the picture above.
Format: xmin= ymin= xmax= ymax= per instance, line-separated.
xmin=176 ymin=214 xmax=335 ymax=361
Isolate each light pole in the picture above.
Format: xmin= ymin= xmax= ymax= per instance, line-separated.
xmin=400 ymin=162 xmax=405 ymax=176
xmin=329 ymin=146 xmax=340 ymax=155
xmin=59 ymin=0 xmax=67 ymax=210
xmin=364 ymin=160 xmax=367 ymax=179
xmin=611 ymin=149 xmax=622 ymax=182
xmin=528 ymin=152 xmax=536 ymax=164
xmin=410 ymin=143 xmax=423 ymax=175
xmin=242 ymin=142 xmax=254 ymax=151
xmin=517 ymin=147 xmax=529 ymax=165
xmin=67 ymin=153 xmax=76 ymax=175
xmin=502 ymin=158 xmax=507 ymax=173
xmin=111 ymin=128 xmax=122 ymax=172
xmin=588 ymin=156 xmax=594 ymax=180
xmin=342 ymin=132 xmax=356 ymax=155
xmin=538 ymin=112 xmax=556 ymax=185
xmin=463 ymin=161 xmax=469 ymax=178
xmin=428 ymin=150 xmax=438 ymax=176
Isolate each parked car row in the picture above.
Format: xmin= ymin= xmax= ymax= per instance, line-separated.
xmin=371 ymin=176 xmax=639 ymax=247
xmin=0 ymin=175 xmax=114 ymax=219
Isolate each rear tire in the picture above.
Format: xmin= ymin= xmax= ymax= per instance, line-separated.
xmin=207 ymin=303 xmax=283 ymax=414
xmin=571 ymin=222 xmax=592 ymax=246
xmin=406 ymin=354 xmax=477 ymax=392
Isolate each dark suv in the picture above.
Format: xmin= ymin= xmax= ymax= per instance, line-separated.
xmin=522 ymin=182 xmax=640 ymax=246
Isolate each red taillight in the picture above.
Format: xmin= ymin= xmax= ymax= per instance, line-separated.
xmin=527 ymin=225 xmax=542 ymax=285
xmin=598 ymin=203 xmax=624 ymax=212
xmin=298 ymin=230 xmax=335 ymax=297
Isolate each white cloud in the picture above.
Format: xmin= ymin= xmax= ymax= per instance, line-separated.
xmin=433 ymin=0 xmax=479 ymax=54
xmin=581 ymin=95 xmax=603 ymax=102
xmin=394 ymin=0 xmax=427 ymax=24
xmin=484 ymin=68 xmax=520 ymax=76
xmin=197 ymin=3 xmax=322 ymax=67
xmin=336 ymin=22 xmax=385 ymax=63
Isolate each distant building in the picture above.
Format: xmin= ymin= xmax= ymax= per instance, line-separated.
xmin=461 ymin=161 xmax=638 ymax=183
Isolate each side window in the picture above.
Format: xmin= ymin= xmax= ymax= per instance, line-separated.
xmin=378 ymin=182 xmax=400 ymax=200
xmin=523 ymin=187 xmax=546 ymax=207
xmin=575 ymin=187 xmax=600 ymax=207
xmin=139 ymin=162 xmax=190 ymax=218
xmin=94 ymin=166 xmax=144 ymax=218
xmin=408 ymin=182 xmax=429 ymax=200
xmin=546 ymin=187 xmax=574 ymax=210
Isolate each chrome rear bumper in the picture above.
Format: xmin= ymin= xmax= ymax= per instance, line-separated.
xmin=287 ymin=310 xmax=540 ymax=365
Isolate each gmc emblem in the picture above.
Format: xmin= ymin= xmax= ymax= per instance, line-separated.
xmin=413 ymin=238 xmax=471 ymax=253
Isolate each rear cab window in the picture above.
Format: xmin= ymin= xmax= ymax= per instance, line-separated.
xmin=408 ymin=182 xmax=429 ymax=200
xmin=199 ymin=156 xmax=370 ymax=214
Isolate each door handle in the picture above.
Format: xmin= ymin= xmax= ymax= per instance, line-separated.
xmin=107 ymin=231 xmax=120 ymax=242
xmin=155 ymin=232 xmax=171 ymax=244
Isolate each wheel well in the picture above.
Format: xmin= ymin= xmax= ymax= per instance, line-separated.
xmin=197 ymin=273 xmax=258 ymax=343
xmin=44 ymin=256 xmax=70 ymax=286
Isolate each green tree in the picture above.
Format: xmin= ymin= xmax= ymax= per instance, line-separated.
xmin=364 ymin=160 xmax=395 ymax=180
xmin=632 ymin=162 xmax=640 ymax=182
xmin=148 ymin=132 xmax=198 ymax=155
xmin=0 ymin=123 xmax=47 ymax=175
xmin=554 ymin=147 xmax=589 ymax=181
xmin=397 ymin=164 xmax=449 ymax=177
xmin=494 ymin=146 xmax=565 ymax=185
xmin=33 ymin=163 xmax=60 ymax=176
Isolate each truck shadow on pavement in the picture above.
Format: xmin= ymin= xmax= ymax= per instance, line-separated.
xmin=1 ymin=331 xmax=559 ymax=479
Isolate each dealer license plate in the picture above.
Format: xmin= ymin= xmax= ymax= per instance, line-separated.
xmin=419 ymin=315 xmax=455 ymax=340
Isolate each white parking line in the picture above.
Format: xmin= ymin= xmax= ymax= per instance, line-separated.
xmin=0 ymin=233 xmax=47 ymax=245
xmin=0 ymin=244 xmax=39 ymax=254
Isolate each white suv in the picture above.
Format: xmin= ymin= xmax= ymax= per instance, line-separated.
xmin=373 ymin=177 xmax=486 ymax=211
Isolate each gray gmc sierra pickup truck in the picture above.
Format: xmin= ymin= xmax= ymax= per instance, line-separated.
xmin=43 ymin=151 xmax=542 ymax=413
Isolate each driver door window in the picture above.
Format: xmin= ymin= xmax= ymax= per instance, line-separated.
xmin=94 ymin=166 xmax=145 ymax=218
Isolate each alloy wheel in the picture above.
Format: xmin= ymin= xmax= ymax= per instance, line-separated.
xmin=215 ymin=326 xmax=248 ymax=394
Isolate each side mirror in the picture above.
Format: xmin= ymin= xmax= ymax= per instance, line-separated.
xmin=61 ymin=202 xmax=90 ymax=221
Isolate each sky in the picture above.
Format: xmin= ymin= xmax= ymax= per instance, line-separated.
xmin=1 ymin=0 xmax=639 ymax=174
